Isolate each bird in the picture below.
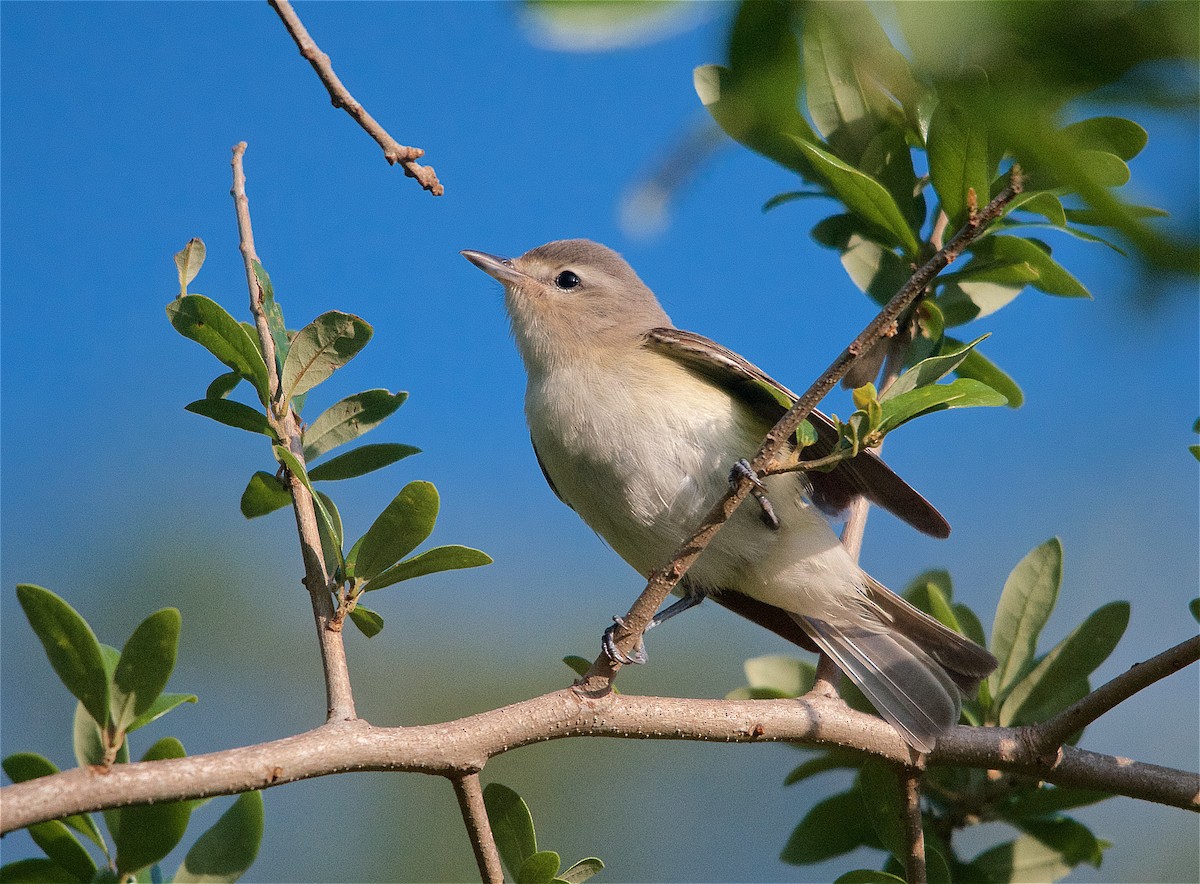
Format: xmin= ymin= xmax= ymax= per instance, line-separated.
xmin=462 ymin=239 xmax=996 ymax=752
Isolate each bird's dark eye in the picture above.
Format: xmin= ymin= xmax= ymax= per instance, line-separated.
xmin=554 ymin=270 xmax=581 ymax=290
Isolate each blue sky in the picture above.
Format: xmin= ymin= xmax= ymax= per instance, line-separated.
xmin=2 ymin=3 xmax=1197 ymax=882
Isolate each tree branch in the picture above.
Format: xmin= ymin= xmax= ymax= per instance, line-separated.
xmin=267 ymin=0 xmax=443 ymax=196
xmin=452 ymin=773 xmax=503 ymax=884
xmin=231 ymin=142 xmax=356 ymax=722
xmin=589 ymin=167 xmax=1026 ymax=679
xmin=900 ymin=767 xmax=927 ymax=884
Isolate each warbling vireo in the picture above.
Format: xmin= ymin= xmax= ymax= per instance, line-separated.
xmin=463 ymin=239 xmax=996 ymax=752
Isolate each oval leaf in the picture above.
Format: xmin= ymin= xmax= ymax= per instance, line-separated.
xmin=205 ymin=372 xmax=243 ymax=400
xmin=517 ymin=851 xmax=561 ymax=884
xmin=877 ymin=378 xmax=1008 ymax=434
xmin=1062 ymin=116 xmax=1148 ymax=161
xmin=362 ymin=545 xmax=492 ymax=593
xmin=240 ymin=472 xmax=291 ymax=520
xmin=128 ymin=691 xmax=198 ymax=733
xmin=0 ymin=858 xmax=77 ymax=883
xmin=28 ymin=820 xmax=96 ymax=882
xmin=174 ymin=791 xmax=264 ymax=883
xmin=309 ymin=443 xmax=421 ymax=483
xmin=347 ymin=604 xmax=384 ymax=638
xmin=16 ymin=585 xmax=110 ymax=728
xmin=781 ymin=789 xmax=878 ymax=865
xmin=115 ymin=739 xmax=193 ymax=876
xmin=989 ymin=538 xmax=1064 ymax=703
xmin=945 ymin=337 xmax=1024 ymax=408
xmin=279 ymin=311 xmax=372 ymax=403
xmin=559 ymin=857 xmax=604 ymax=884
xmin=354 ymin=481 xmax=440 ymax=582
xmin=112 ymin=609 xmax=181 ymax=732
xmin=302 ymin=390 xmax=409 ymax=462
xmin=882 ymin=334 xmax=991 ymax=399
xmin=927 ymin=99 xmax=992 ymax=227
xmin=184 ymin=399 xmax=274 ymax=438
xmin=174 ymin=239 xmax=206 ymax=297
xmin=166 ymin=295 xmax=269 ymax=406
xmin=483 ymin=783 xmax=538 ymax=878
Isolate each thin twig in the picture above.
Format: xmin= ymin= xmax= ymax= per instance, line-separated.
xmin=586 ymin=167 xmax=1026 ymax=681
xmin=1030 ymin=634 xmax=1200 ymax=754
xmin=900 ymin=768 xmax=928 ymax=884
xmin=231 ymin=143 xmax=356 ymax=722
xmin=267 ymin=0 xmax=443 ymax=196
xmin=451 ymin=773 xmax=504 ymax=884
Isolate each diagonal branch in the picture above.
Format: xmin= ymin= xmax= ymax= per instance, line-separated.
xmin=268 ymin=0 xmax=443 ymax=196
xmin=452 ymin=773 xmax=504 ymax=883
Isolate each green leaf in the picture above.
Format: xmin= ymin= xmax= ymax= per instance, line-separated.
xmin=314 ymin=491 xmax=344 ymax=577
xmin=166 ymin=295 xmax=269 ymax=406
xmin=308 ymin=443 xmax=421 ymax=482
xmin=114 ymin=739 xmax=193 ymax=876
xmin=28 ymin=819 xmax=96 ymax=882
xmin=174 ymin=239 xmax=206 ymax=298
xmin=174 ymin=791 xmax=264 ymax=883
xmin=279 ymin=311 xmax=372 ymax=403
xmin=945 ymin=337 xmax=1024 ymax=408
xmin=840 ymin=235 xmax=911 ymax=307
xmin=763 ymin=190 xmax=825 ymax=212
xmin=989 ymin=538 xmax=1064 ymax=704
xmin=0 ymin=858 xmax=76 ymax=882
xmin=878 ymin=377 xmax=1007 ymax=434
xmin=927 ymin=98 xmax=993 ymax=227
xmin=183 ymin=399 xmax=274 ymax=438
xmin=781 ymin=789 xmax=879 ymax=865
xmin=252 ymin=261 xmax=289 ymax=373
xmin=1007 ymin=191 xmax=1067 ymax=227
xmin=302 ymin=390 xmax=409 ymax=462
xmin=953 ymin=603 xmax=988 ymax=649
xmin=1062 ymin=116 xmax=1148 ymax=161
xmin=483 ymin=783 xmax=538 ymax=879
xmin=1064 ymin=204 xmax=1168 ymax=226
xmin=1001 ymin=784 xmax=1114 ymax=821
xmin=361 ymin=545 xmax=492 ymax=593
xmin=3 ymin=753 xmax=108 ymax=854
xmin=128 ymin=692 xmax=198 ymax=733
xmin=73 ymin=700 xmax=127 ymax=769
xmin=882 ymin=334 xmax=990 ymax=400
xmin=1013 ymin=815 xmax=1106 ymax=868
xmin=239 ymin=472 xmax=291 ymax=519
xmin=834 ymin=872 xmax=906 ymax=884
xmin=205 ymin=372 xmax=243 ymax=400
xmin=16 ymin=585 xmax=111 ymax=729
xmin=354 ymin=481 xmax=440 ymax=582
xmin=999 ymin=602 xmax=1129 ymax=727
xmin=272 ymin=446 xmax=343 ymax=571
xmin=790 ymin=137 xmax=920 ymax=254
xmin=802 ymin=3 xmax=876 ymax=151
xmin=857 ymin=760 xmax=905 ymax=860
xmin=558 ymin=857 xmax=604 ymax=884
xmin=562 ymin=656 xmax=590 ymax=678
xmin=783 ymin=750 xmax=859 ymax=786
xmin=111 ymin=609 xmax=181 ymax=733
xmin=347 ymin=605 xmax=384 ymax=638
xmin=973 ymin=236 xmax=1091 ymax=298
xmin=517 ymin=851 xmax=561 ymax=884
xmin=967 ymin=835 xmax=1072 ymax=884
xmin=937 ymin=277 xmax=1027 ymax=326
xmin=1190 ymin=598 xmax=1200 ymax=622
xmin=741 ymin=655 xmax=816 ymax=698
xmin=905 ymin=581 xmax=961 ymax=633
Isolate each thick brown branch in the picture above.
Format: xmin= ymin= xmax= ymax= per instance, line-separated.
xmin=231 ymin=143 xmax=356 ymax=721
xmin=267 ymin=0 xmax=443 ymax=196
xmin=4 ymin=687 xmax=1194 ymax=834
xmin=452 ymin=773 xmax=503 ymax=883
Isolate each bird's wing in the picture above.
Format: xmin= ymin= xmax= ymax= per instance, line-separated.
xmin=643 ymin=327 xmax=951 ymax=539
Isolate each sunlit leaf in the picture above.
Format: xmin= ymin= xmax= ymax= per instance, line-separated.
xmin=927 ymin=96 xmax=993 ymax=227
xmin=111 ymin=609 xmax=181 ymax=733
xmin=945 ymin=336 xmax=1024 ymax=408
xmin=558 ymin=857 xmax=604 ymax=884
xmin=309 ymin=443 xmax=421 ymax=482
xmin=166 ymin=295 xmax=269 ymax=406
xmin=483 ymin=783 xmax=538 ymax=879
xmin=937 ymin=277 xmax=1028 ymax=326
xmin=302 ymin=390 xmax=409 ymax=462
xmin=184 ymin=399 xmax=274 ymax=437
xmin=878 ymin=378 xmax=1007 ymax=434
xmin=174 ymin=238 xmax=206 ymax=297
xmin=882 ymin=334 xmax=990 ymax=399
xmin=740 ymin=654 xmax=815 ymax=698
xmin=989 ymin=538 xmax=1063 ymax=703
xmin=517 ymin=850 xmax=560 ymax=884
xmin=252 ymin=260 xmax=289 ymax=374
xmin=279 ymin=311 xmax=372 ymax=403
xmin=361 ymin=545 xmax=492 ymax=593
xmin=175 ymin=791 xmax=264 ymax=883
xmin=354 ymin=481 xmax=439 ymax=582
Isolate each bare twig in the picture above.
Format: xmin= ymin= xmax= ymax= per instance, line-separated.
xmin=1030 ymin=634 xmax=1200 ymax=754
xmin=267 ymin=0 xmax=443 ymax=196
xmin=4 ymin=686 xmax=1194 ymax=834
xmin=231 ymin=143 xmax=356 ymax=722
xmin=900 ymin=768 xmax=928 ymax=884
xmin=452 ymin=773 xmax=504 ymax=884
xmin=588 ymin=167 xmax=1026 ymax=680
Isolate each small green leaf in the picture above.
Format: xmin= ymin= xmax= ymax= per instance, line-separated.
xmin=790 ymin=137 xmax=920 ymax=254
xmin=279 ymin=311 xmax=372 ymax=403
xmin=857 ymin=760 xmax=905 ymax=860
xmin=878 ymin=378 xmax=1007 ymax=434
xmin=973 ymin=236 xmax=1091 ymax=298
xmin=927 ymin=98 xmax=993 ymax=227
xmin=945 ymin=337 xmax=1024 ymax=408
xmin=3 ymin=753 xmax=108 ymax=853
xmin=73 ymin=700 xmax=127 ymax=769
xmin=741 ymin=655 xmax=816 ymax=698
xmin=111 ymin=609 xmax=180 ymax=733
xmin=517 ymin=851 xmax=561 ymax=884
xmin=989 ymin=538 xmax=1064 ymax=704
xmin=905 ymin=581 xmax=961 ymax=633
xmin=781 ymin=790 xmax=879 ymax=865
xmin=16 ymin=585 xmax=111 ymax=729
xmin=763 ymin=190 xmax=825 ymax=212
xmin=361 ymin=545 xmax=492 ymax=593
xmin=834 ymin=872 xmax=906 ymax=884
xmin=562 ymin=656 xmax=590 ymax=679
xmin=239 ymin=472 xmax=291 ymax=519
xmin=967 ymin=836 xmax=1072 ymax=884
xmin=205 ymin=372 xmax=242 ymax=400
xmin=999 ymin=602 xmax=1129 ymax=727
xmin=314 ymin=490 xmax=344 ymax=576
xmin=0 ymin=858 xmax=76 ymax=882
xmin=114 ymin=739 xmax=193 ymax=876
xmin=1012 ymin=815 xmax=1106 ymax=867
xmin=272 ymin=446 xmax=343 ymax=572
xmin=348 ymin=605 xmax=384 ymax=638
xmin=1190 ymin=598 xmax=1200 ymax=622
xmin=882 ymin=334 xmax=990 ymax=400
xmin=558 ymin=857 xmax=604 ymax=884
xmin=483 ymin=783 xmax=538 ymax=879
xmin=354 ymin=481 xmax=440 ymax=582
xmin=166 ymin=295 xmax=269 ymax=406
xmin=174 ymin=239 xmax=206 ymax=298
xmin=302 ymin=390 xmax=409 ymax=462
xmin=308 ymin=443 xmax=421 ymax=482
xmin=783 ymin=750 xmax=859 ymax=786
xmin=953 ymin=604 xmax=988 ymax=649
xmin=937 ymin=277 xmax=1027 ymax=326
xmin=1001 ymin=784 xmax=1114 ymax=821
xmin=128 ymin=692 xmax=198 ymax=733
xmin=174 ymin=791 xmax=264 ymax=883
xmin=1062 ymin=116 xmax=1148 ymax=162
xmin=184 ymin=399 xmax=274 ymax=438
xmin=252 ymin=261 xmax=289 ymax=373
xmin=28 ymin=819 xmax=96 ymax=882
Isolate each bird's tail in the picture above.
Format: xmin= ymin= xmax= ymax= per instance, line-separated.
xmin=794 ymin=577 xmax=997 ymax=753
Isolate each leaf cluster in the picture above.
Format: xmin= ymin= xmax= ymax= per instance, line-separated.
xmin=482 ymin=783 xmax=604 ymax=884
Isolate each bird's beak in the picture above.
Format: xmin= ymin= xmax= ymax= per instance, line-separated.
xmin=461 ymin=249 xmax=527 ymax=286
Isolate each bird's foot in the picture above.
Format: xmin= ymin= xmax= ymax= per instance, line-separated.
xmin=730 ymin=458 xmax=780 ymax=530
xmin=602 ymin=615 xmax=648 ymax=665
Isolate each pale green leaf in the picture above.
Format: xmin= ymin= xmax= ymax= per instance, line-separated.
xmin=279 ymin=311 xmax=372 ymax=403
xmin=174 ymin=238 xmax=206 ymax=297
xmin=990 ymin=538 xmax=1064 ymax=703
xmin=302 ymin=390 xmax=409 ymax=462
xmin=361 ymin=545 xmax=492 ymax=593
xmin=184 ymin=399 xmax=273 ymax=437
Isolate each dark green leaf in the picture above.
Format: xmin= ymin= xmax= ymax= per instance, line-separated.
xmin=973 ymin=235 xmax=1091 ymax=298
xmin=1001 ymin=784 xmax=1114 ymax=820
xmin=763 ymin=190 xmax=825 ymax=212
xmin=558 ymin=857 xmax=603 ymax=884
xmin=29 ymin=819 xmax=96 ymax=882
xmin=174 ymin=791 xmax=264 ymax=883
xmin=878 ymin=378 xmax=1008 ymax=434
xmin=857 ymin=760 xmax=905 ymax=860
xmin=309 ymin=443 xmax=421 ymax=482
xmin=834 ymin=872 xmax=906 ymax=884
xmin=205 ymin=372 xmax=242 ymax=400
xmin=111 ymin=609 xmax=180 ymax=733
xmin=1190 ymin=598 xmax=1200 ymax=622
xmin=239 ymin=472 xmax=291 ymax=519
xmin=302 ymin=390 xmax=409 ymax=462
xmin=967 ymin=836 xmax=1072 ymax=884
xmin=953 ymin=604 xmax=988 ymax=649
xmin=354 ymin=481 xmax=439 ymax=582
xmin=483 ymin=783 xmax=538 ymax=879
xmin=781 ymin=790 xmax=879 ymax=864
xmin=184 ymin=399 xmax=274 ymax=438
xmin=882 ymin=334 xmax=990 ymax=399
xmin=517 ymin=851 xmax=561 ymax=884
xmin=252 ymin=261 xmax=289 ymax=373
xmin=128 ymin=692 xmax=198 ymax=733
xmin=937 ymin=277 xmax=1027 ymax=326
xmin=562 ymin=656 xmax=590 ymax=679
xmin=927 ymin=98 xmax=993 ymax=226
xmin=1064 ymin=204 xmax=1168 ymax=226
xmin=115 ymin=739 xmax=193 ymax=876
xmin=347 ymin=605 xmax=384 ymax=638
xmin=174 ymin=239 xmax=206 ymax=298
xmin=1013 ymin=815 xmax=1106 ymax=867
xmin=1062 ymin=116 xmax=1148 ymax=161
xmin=16 ymin=585 xmax=110 ymax=729
xmin=783 ymin=750 xmax=860 ymax=786
xmin=272 ymin=446 xmax=343 ymax=572
xmin=906 ymin=581 xmax=961 ymax=633
xmin=1000 ymin=602 xmax=1129 ymax=727
xmin=989 ymin=538 xmax=1063 ymax=703
xmin=314 ymin=490 xmax=344 ymax=577
xmin=166 ymin=296 xmax=269 ymax=406
xmin=279 ymin=311 xmax=372 ymax=403
xmin=0 ymin=858 xmax=76 ymax=883
xmin=945 ymin=337 xmax=1024 ymax=408
xmin=3 ymin=753 xmax=107 ymax=853
xmin=362 ymin=545 xmax=492 ymax=593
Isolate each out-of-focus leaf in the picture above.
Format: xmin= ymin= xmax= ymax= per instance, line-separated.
xmin=1062 ymin=116 xmax=1148 ymax=161
xmin=174 ymin=791 xmax=264 ymax=883
xmin=252 ymin=261 xmax=289 ymax=373
xmin=973 ymin=236 xmax=1091 ymax=298
xmin=783 ymin=750 xmax=859 ymax=786
xmin=239 ymin=471 xmax=291 ymax=519
xmin=302 ymin=390 xmax=409 ymax=462
xmin=763 ymin=190 xmax=825 ymax=212
xmin=802 ymin=2 xmax=880 ymax=158
xmin=562 ymin=656 xmax=590 ymax=679
xmin=740 ymin=654 xmax=816 ymax=698
xmin=953 ymin=603 xmax=988 ymax=649
xmin=205 ymin=372 xmax=242 ymax=400
xmin=1013 ymin=815 xmax=1106 ymax=867
xmin=1064 ymin=204 xmax=1168 ymax=226
xmin=834 ymin=872 xmax=906 ymax=884
xmin=361 ymin=545 xmax=492 ymax=593
xmin=782 ymin=789 xmax=880 ymax=864
xmin=279 ymin=311 xmax=372 ymax=403
xmin=166 ymin=296 xmax=269 ymax=406
xmin=840 ymin=236 xmax=911 ymax=306
xmin=521 ymin=0 xmax=707 ymax=52
xmin=114 ymin=739 xmax=193 ymax=876
xmin=906 ymin=581 xmax=961 ymax=633
xmin=937 ymin=277 xmax=1028 ymax=326
xmin=945 ymin=336 xmax=1024 ymax=407
xmin=354 ymin=481 xmax=439 ymax=582
xmin=16 ymin=585 xmax=110 ymax=729
xmin=184 ymin=399 xmax=274 ymax=438
xmin=966 ymin=835 xmax=1072 ymax=884
xmin=2 ymin=754 xmax=107 ymax=853
xmin=558 ymin=857 xmax=604 ymax=884
xmin=111 ymin=609 xmax=181 ymax=732
xmin=347 ymin=605 xmax=384 ymax=638
xmin=28 ymin=819 xmax=96 ymax=882
xmin=1001 ymin=784 xmax=1114 ymax=821
xmin=517 ymin=850 xmax=560 ymax=884
xmin=857 ymin=760 xmax=904 ymax=858
xmin=989 ymin=538 xmax=1063 ymax=703
xmin=128 ymin=692 xmax=198 ymax=733
xmin=1007 ymin=191 xmax=1067 ymax=227
xmin=882 ymin=334 xmax=990 ymax=399
xmin=309 ymin=443 xmax=421 ymax=482
xmin=878 ymin=378 xmax=1007 ymax=433
xmin=0 ymin=858 xmax=76 ymax=882
xmin=174 ymin=239 xmax=206 ymax=297
xmin=1190 ymin=598 xmax=1200 ymax=622
xmin=928 ymin=96 xmax=993 ymax=227
xmin=483 ymin=783 xmax=538 ymax=879
xmin=1000 ymin=602 xmax=1129 ymax=726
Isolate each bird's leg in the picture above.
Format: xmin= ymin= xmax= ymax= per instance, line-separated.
xmin=602 ymin=591 xmax=707 ymax=665
xmin=730 ymin=458 xmax=780 ymax=530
